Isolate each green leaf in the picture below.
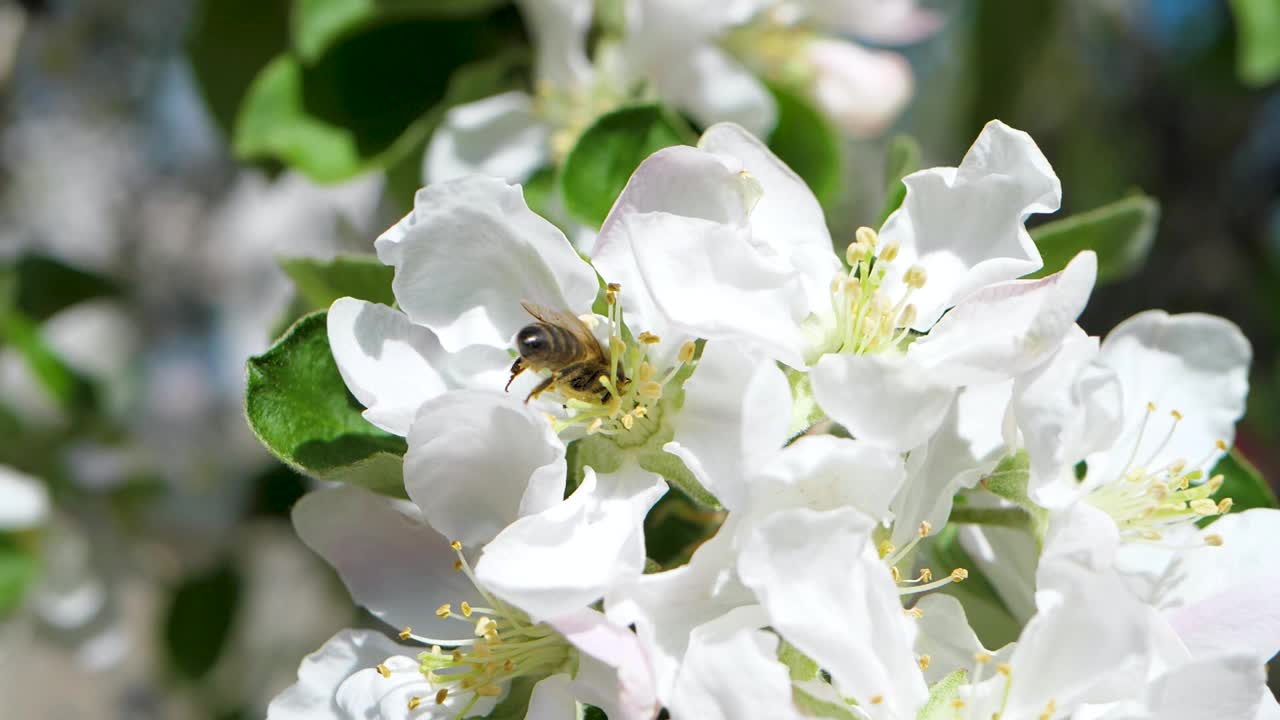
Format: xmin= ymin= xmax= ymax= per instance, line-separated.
xmin=777 ymin=639 xmax=819 ymax=683
xmin=0 ymin=539 xmax=37 ymax=617
xmin=236 ymin=10 xmax=525 ymax=181
xmin=1203 ymin=450 xmax=1277 ymax=526
xmin=186 ymin=0 xmax=291 ymax=136
xmin=766 ymin=83 xmax=842 ymax=208
xmin=560 ymin=104 xmax=694 ymax=227
xmin=245 ymin=311 xmax=408 ymax=496
xmin=1029 ymin=194 xmax=1160 ymax=285
xmin=1231 ymin=0 xmax=1280 ymax=86
xmin=7 ymin=255 xmax=120 ymax=322
xmin=916 ymin=670 xmax=967 ymax=720
xmin=293 ymin=0 xmax=510 ymax=61
xmin=922 ymin=525 xmax=1020 ymax=649
xmin=164 ymin=560 xmax=242 ymax=681
xmin=637 ymin=449 xmax=721 ymax=509
xmin=279 ymin=254 xmax=395 ymax=311
xmin=480 ymin=676 xmax=536 ymax=720
xmin=878 ymin=134 xmax=921 ymax=225
xmin=0 ymin=310 xmax=96 ymax=413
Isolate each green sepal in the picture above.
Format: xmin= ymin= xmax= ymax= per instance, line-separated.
xmin=1029 ymin=193 xmax=1159 ymax=285
xmin=245 ymin=311 xmax=407 ymax=497
xmin=966 ymin=451 xmax=1049 ymax=543
xmin=278 ymin=254 xmax=396 ymax=311
xmin=791 ymin=684 xmax=859 ymax=720
xmin=915 ymin=670 xmax=968 ymax=720
xmin=777 ymin=639 xmax=820 ymax=683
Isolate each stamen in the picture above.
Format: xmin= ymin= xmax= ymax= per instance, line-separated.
xmin=1204 ymin=534 xmax=1223 ymax=547
xmin=376 ymin=663 xmax=391 ymax=678
xmin=408 ymin=696 xmax=421 ymax=710
xmin=435 ymin=688 xmax=449 ymax=705
xmin=400 ymin=627 xmax=413 ymax=640
xmin=903 ymin=265 xmax=927 ymax=289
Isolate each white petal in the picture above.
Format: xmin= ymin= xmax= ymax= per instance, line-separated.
xmin=880 ymin=120 xmax=1060 ymax=329
xmin=617 ymin=210 xmax=810 ymax=368
xmin=549 ymin=608 xmax=660 ymax=720
xmin=1091 ymin=310 xmax=1251 ymax=481
xmin=1164 ymin=509 xmax=1280 ymax=663
xmin=376 ymin=175 xmax=598 ymax=351
xmin=804 ymin=39 xmax=914 ymax=138
xmin=914 ymin=594 xmax=1011 ymax=685
xmin=327 ymin=298 xmax=509 ymax=436
xmin=267 ymin=629 xmax=410 ymax=720
xmin=907 ymin=250 xmax=1098 ymax=385
xmin=604 ymin=517 xmax=755 ymax=702
xmin=475 ymin=465 xmax=666 ymax=621
xmin=651 ymin=46 xmax=776 ymax=137
xmin=750 ymin=435 xmax=906 ymax=522
xmin=422 ymin=92 xmax=550 ymax=185
xmin=404 ymin=390 xmax=566 ymax=548
xmin=698 ymin=123 xmax=841 ymax=311
xmin=1143 ymin=654 xmax=1265 ymax=720
xmin=515 ymin=0 xmax=593 ymax=88
xmin=292 ymin=486 xmax=485 ymax=636
xmin=1041 ymin=501 xmax=1121 ymax=574
xmin=667 ymin=606 xmax=802 ymax=720
xmin=525 ymin=673 xmax=578 ymax=719
xmin=664 ymin=340 xmax=792 ymax=511
xmin=738 ymin=507 xmax=927 ymax=717
xmin=0 ymin=465 xmax=49 ymax=530
xmin=891 ymin=381 xmax=1010 ymax=547
xmin=810 ymin=352 xmax=955 ymax=452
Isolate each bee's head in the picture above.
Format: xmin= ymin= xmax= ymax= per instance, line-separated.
xmin=516 ymin=324 xmax=551 ymax=360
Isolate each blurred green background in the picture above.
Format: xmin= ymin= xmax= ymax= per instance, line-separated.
xmin=0 ymin=0 xmax=1276 ymax=717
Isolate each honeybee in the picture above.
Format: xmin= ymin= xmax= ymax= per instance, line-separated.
xmin=505 ymin=301 xmax=626 ymax=404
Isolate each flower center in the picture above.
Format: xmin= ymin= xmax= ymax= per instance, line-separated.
xmin=543 ymin=284 xmax=698 ymax=445
xmin=1085 ymin=403 xmax=1232 ymax=546
xmin=812 ymin=226 xmax=926 ymax=360
xmin=374 ymin=542 xmax=576 ymax=718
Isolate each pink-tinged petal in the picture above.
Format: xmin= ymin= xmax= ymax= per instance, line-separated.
xmin=327 ymin=298 xmax=510 ymax=436
xmin=667 ymin=606 xmax=802 ymax=720
xmin=810 ymin=352 xmax=955 ymax=452
xmin=664 ymin=340 xmax=792 ymax=511
xmin=738 ymin=507 xmax=927 ymax=718
xmin=804 ymin=39 xmax=914 ymax=138
xmin=292 ymin=487 xmax=485 ymax=638
xmin=549 ymin=608 xmax=660 ymax=720
xmin=422 ymin=91 xmax=550 ymax=185
xmin=267 ymin=629 xmax=413 ymax=720
xmin=802 ymin=0 xmax=944 ymax=44
xmin=908 ymin=250 xmax=1097 ymax=386
xmin=475 ymin=465 xmax=666 ymax=621
xmin=881 ymin=120 xmax=1060 ymax=329
xmin=404 ymin=390 xmax=566 ymax=548
xmin=376 ymin=176 xmax=597 ymax=352
xmin=1090 ymin=311 xmax=1251 ymax=483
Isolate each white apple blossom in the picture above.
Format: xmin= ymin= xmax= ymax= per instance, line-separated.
xmin=0 ymin=466 xmax=48 ymax=532
xmin=271 ymin=479 xmax=661 ymax=720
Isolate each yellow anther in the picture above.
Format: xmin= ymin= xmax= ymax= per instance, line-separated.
xmin=408 ymin=696 xmax=422 ymax=711
xmin=996 ymin=663 xmax=1012 ymax=677
xmin=587 ymin=417 xmax=605 ymax=434
xmin=905 ymin=607 xmax=924 ymax=618
xmin=1167 ymin=459 xmax=1187 ymax=476
xmin=917 ymin=655 xmax=931 ymax=670
xmin=845 ymin=242 xmax=869 ymax=266
xmin=504 ymin=659 xmax=515 ymax=672
xmin=607 ymin=283 xmax=621 ymax=292
xmin=952 ymin=698 xmax=966 ymax=709
xmin=855 ymin=226 xmax=878 ymax=248
xmin=1040 ymin=699 xmax=1057 ymax=720
xmin=638 ymin=331 xmax=661 ymax=345
xmin=870 ymin=695 xmax=884 ymax=705
xmin=477 ymin=684 xmax=503 ymax=697
xmin=975 ymin=652 xmax=992 ymax=664
xmin=639 ymin=381 xmax=663 ymax=400
xmin=436 ymin=604 xmax=452 ymax=618
xmin=1190 ymin=498 xmax=1218 ymax=515
xmin=475 ymin=617 xmax=497 ymax=637
xmin=460 ymin=602 xmax=473 ymax=617
xmin=1207 ymin=474 xmax=1225 ymax=493
xmin=1171 ymin=409 xmax=1183 ymax=421
xmin=919 ymin=521 xmax=932 ymax=537
xmin=890 ymin=566 xmax=901 ymax=583
xmin=878 ymin=540 xmax=895 ymax=558
xmin=1218 ymin=497 xmax=1234 ymax=514
xmin=950 ymin=568 xmax=969 ymax=582
xmin=453 ymin=559 xmax=464 ymax=571
xmin=435 ymin=688 xmax=449 ymax=705
xmin=450 ymin=540 xmax=462 ymax=551
xmin=399 ymin=627 xmax=413 ymax=640
xmin=678 ymin=341 xmax=697 ymax=364
xmin=633 ymin=405 xmax=648 ymax=418
xmin=1147 ymin=401 xmax=1157 ymax=412
xmin=1141 ymin=530 xmax=1163 ymax=541
xmin=1216 ymin=439 xmax=1228 ymax=451
xmin=451 ymin=650 xmax=464 ymax=662
xmin=879 ymin=241 xmax=900 ymax=263
xmin=430 ymin=645 xmax=442 ymax=656
xmin=376 ymin=663 xmax=391 ymax=678
xmin=904 ymin=264 xmax=927 ymax=289
xmin=605 ymin=291 xmax=616 ymax=305
xmin=1204 ymin=534 xmax=1224 ymax=547
xmin=638 ymin=362 xmax=654 ymax=382
xmin=621 ymin=413 xmax=635 ymax=430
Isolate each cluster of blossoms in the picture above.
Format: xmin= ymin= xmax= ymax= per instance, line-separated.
xmin=268 ymin=120 xmax=1279 ymax=720
xmin=426 ymin=0 xmax=936 ymax=186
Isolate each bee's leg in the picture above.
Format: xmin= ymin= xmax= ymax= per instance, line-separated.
xmin=562 ymin=363 xmax=611 ymax=403
xmin=525 ymin=373 xmax=558 ymax=403
xmin=505 ymin=358 xmax=526 ymax=393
